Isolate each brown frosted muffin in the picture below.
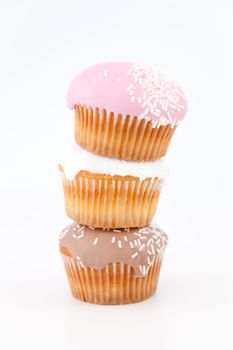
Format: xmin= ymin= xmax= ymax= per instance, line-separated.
xmin=59 ymin=143 xmax=168 ymax=228
xmin=59 ymin=222 xmax=168 ymax=305
xmin=67 ymin=63 xmax=187 ymax=161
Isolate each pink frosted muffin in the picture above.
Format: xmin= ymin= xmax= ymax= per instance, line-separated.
xmin=67 ymin=62 xmax=187 ymax=161
xmin=60 ymin=222 xmax=168 ymax=305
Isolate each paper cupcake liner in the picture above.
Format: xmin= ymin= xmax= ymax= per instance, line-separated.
xmin=59 ymin=168 xmax=161 ymax=228
xmin=75 ymin=104 xmax=176 ymax=161
xmin=61 ymin=252 xmax=164 ymax=305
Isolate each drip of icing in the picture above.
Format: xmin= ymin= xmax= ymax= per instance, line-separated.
xmin=59 ymin=223 xmax=168 ymax=277
xmin=58 ymin=142 xmax=169 ymax=182
xmin=67 ymin=62 xmax=187 ymax=125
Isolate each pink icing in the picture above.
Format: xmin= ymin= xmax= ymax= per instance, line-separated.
xmin=67 ymin=62 xmax=187 ymax=124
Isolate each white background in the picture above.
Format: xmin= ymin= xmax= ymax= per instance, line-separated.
xmin=0 ymin=0 xmax=233 ymax=349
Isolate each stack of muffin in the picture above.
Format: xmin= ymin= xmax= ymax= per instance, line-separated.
xmin=59 ymin=62 xmax=187 ymax=305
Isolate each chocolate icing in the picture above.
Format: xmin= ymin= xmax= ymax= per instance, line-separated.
xmin=59 ymin=223 xmax=168 ymax=277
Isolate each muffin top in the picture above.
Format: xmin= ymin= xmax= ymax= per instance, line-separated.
xmin=60 ymin=222 xmax=168 ymax=277
xmin=67 ymin=62 xmax=187 ymax=126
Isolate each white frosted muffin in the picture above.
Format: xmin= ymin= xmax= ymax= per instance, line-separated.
xmin=59 ymin=143 xmax=168 ymax=228
xmin=60 ymin=222 xmax=168 ymax=305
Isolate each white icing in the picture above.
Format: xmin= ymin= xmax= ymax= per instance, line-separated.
xmin=59 ymin=143 xmax=169 ymax=182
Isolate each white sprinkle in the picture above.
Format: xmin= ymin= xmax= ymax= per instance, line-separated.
xmin=137 ymin=239 xmax=141 ymax=246
xmin=72 ymin=234 xmax=76 ymax=238
xmin=134 ymin=240 xmax=138 ymax=247
xmin=93 ymin=237 xmax=99 ymax=245
xmin=148 ymin=250 xmax=152 ymax=255
xmin=130 ymin=96 xmax=135 ymax=102
xmin=89 ymin=226 xmax=95 ymax=230
xmin=147 ymin=238 xmax=153 ymax=246
xmin=77 ymin=233 xmax=84 ymax=239
xmin=79 ymin=261 xmax=84 ymax=268
xmin=167 ymin=111 xmax=172 ymax=122
xmin=151 ymin=245 xmax=155 ymax=255
xmin=170 ymin=104 xmax=177 ymax=110
xmin=124 ymin=228 xmax=130 ymax=232
xmin=164 ymin=99 xmax=169 ymax=112
xmin=131 ymin=252 xmax=138 ymax=259
xmin=123 ymin=235 xmax=128 ymax=241
xmin=139 ymin=243 xmax=145 ymax=251
xmin=147 ymin=256 xmax=151 ymax=265
xmin=133 ymin=232 xmax=141 ymax=237
xmin=72 ymin=227 xmax=76 ymax=231
xmin=127 ymin=83 xmax=134 ymax=92
xmin=76 ymin=256 xmax=80 ymax=260
xmin=111 ymin=236 xmax=116 ymax=243
xmin=103 ymin=69 xmax=108 ymax=77
xmin=140 ymin=236 xmax=147 ymax=240
xmin=129 ymin=242 xmax=134 ymax=248
xmin=118 ymin=240 xmax=122 ymax=248
xmin=139 ymin=228 xmax=148 ymax=234
xmin=139 ymin=265 xmax=143 ymax=273
xmin=113 ymin=229 xmax=121 ymax=233
xmin=143 ymin=265 xmax=146 ymax=275
xmin=59 ymin=231 xmax=67 ymax=240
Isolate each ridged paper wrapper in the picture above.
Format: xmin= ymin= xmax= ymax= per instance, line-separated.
xmin=75 ymin=105 xmax=176 ymax=161
xmin=61 ymin=250 xmax=164 ymax=305
xmin=59 ymin=167 xmax=161 ymax=228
